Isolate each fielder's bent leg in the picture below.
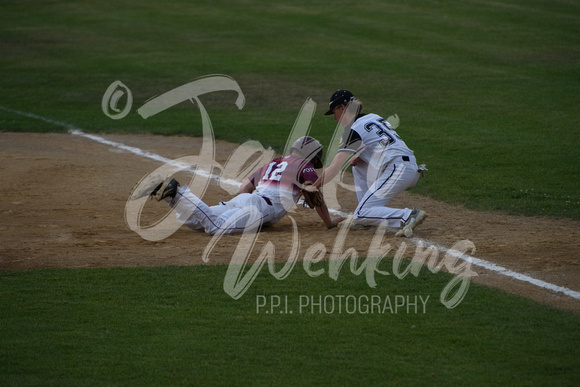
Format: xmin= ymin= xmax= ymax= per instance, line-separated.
xmin=353 ymin=162 xmax=419 ymax=228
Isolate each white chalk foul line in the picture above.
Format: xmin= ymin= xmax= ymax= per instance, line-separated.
xmin=0 ymin=105 xmax=240 ymax=189
xmin=3 ymin=105 xmax=579 ymax=301
xmin=73 ymin=130 xmax=241 ymax=189
xmin=413 ymin=238 xmax=580 ymax=300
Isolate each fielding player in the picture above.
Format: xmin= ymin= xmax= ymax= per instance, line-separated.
xmin=134 ymin=136 xmax=344 ymax=235
xmin=307 ymin=90 xmax=427 ymax=237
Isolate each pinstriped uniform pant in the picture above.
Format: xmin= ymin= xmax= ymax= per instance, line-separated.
xmin=352 ymin=157 xmax=420 ymax=228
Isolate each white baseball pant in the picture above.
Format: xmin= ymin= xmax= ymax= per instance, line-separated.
xmin=169 ymin=186 xmax=279 ymax=235
xmin=352 ymin=156 xmax=420 ymax=228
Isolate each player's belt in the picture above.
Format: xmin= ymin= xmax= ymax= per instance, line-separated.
xmin=381 ymin=155 xmax=412 ymax=173
xmin=259 ymin=195 xmax=273 ymax=206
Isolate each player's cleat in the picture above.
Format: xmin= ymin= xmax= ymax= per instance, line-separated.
xmin=152 ymin=177 xmax=180 ymax=202
xmin=131 ymin=173 xmax=164 ymax=200
xmin=395 ymin=208 xmax=427 ymax=237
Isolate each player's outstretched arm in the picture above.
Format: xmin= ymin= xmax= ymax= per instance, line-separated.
xmin=312 ymin=151 xmax=351 ymax=189
xmin=315 ymin=202 xmax=345 ymax=229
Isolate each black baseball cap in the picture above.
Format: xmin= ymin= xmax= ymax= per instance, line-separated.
xmin=324 ymin=90 xmax=356 ymax=115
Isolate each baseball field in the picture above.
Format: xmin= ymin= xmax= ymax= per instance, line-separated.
xmin=1 ymin=0 xmax=579 ymax=385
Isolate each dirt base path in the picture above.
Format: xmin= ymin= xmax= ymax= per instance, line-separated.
xmin=1 ymin=132 xmax=578 ymax=313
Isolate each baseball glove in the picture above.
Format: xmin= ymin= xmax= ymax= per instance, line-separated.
xmin=301 ymin=181 xmax=324 ymax=208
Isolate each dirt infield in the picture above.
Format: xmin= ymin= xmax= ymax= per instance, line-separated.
xmin=1 ymin=132 xmax=579 ymax=313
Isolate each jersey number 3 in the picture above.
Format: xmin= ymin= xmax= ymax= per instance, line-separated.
xmin=365 ymin=118 xmax=401 ymax=147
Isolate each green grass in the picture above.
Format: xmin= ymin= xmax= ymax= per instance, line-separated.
xmin=1 ymin=2 xmax=579 ymax=384
xmin=1 ymin=265 xmax=578 ymax=386
xmin=0 ymin=0 xmax=578 ymax=217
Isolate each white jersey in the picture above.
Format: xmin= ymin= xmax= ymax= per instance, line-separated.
xmin=339 ymin=113 xmax=414 ymax=172
xmin=336 ymin=112 xmax=420 ymax=229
